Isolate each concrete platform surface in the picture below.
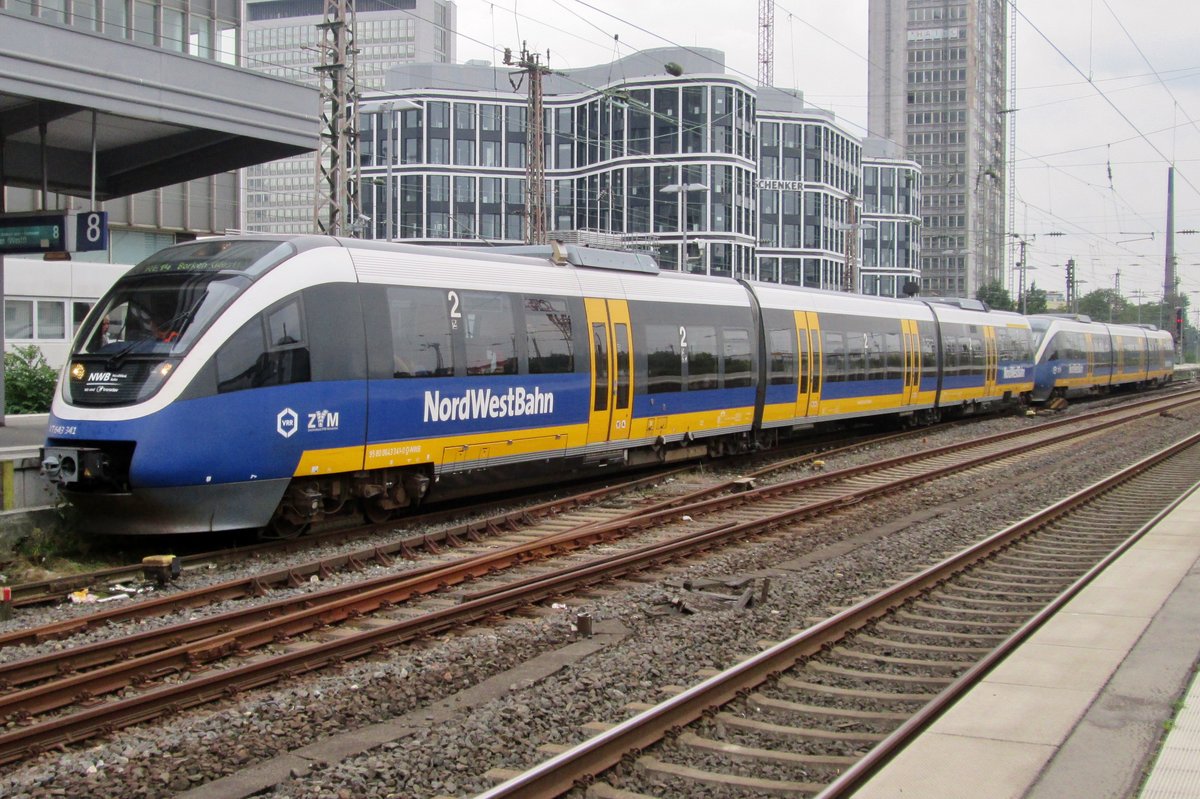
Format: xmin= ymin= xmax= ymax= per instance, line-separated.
xmin=854 ymin=484 xmax=1200 ymax=799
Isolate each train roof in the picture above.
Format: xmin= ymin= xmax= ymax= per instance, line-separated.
xmin=1029 ymin=313 xmax=1173 ymax=340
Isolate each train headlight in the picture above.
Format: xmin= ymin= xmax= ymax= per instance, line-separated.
xmin=134 ymin=359 xmax=180 ymax=402
xmin=70 ymin=363 xmax=86 ymax=381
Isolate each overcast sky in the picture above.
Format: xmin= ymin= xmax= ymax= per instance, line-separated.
xmin=451 ymin=0 xmax=1200 ymax=308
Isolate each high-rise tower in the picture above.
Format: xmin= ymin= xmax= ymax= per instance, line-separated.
xmin=867 ymin=0 xmax=1007 ymax=299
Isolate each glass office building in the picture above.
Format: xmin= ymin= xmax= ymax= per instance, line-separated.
xmin=860 ymin=139 xmax=922 ymax=297
xmin=360 ymin=48 xmax=918 ymax=289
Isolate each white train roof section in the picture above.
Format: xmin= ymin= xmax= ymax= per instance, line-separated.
xmin=751 ymin=282 xmax=936 ymax=320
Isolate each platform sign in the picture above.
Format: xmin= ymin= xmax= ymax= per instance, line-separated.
xmin=0 ymin=211 xmax=108 ymax=255
xmin=70 ymin=211 xmax=109 ymax=252
xmin=0 ymin=213 xmax=68 ymax=255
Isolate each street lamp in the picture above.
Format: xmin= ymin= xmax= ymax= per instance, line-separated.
xmin=660 ymin=182 xmax=708 ymax=271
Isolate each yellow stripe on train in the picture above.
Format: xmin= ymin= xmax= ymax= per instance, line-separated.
xmin=298 ymin=406 xmax=761 ymax=477
xmin=634 ymin=406 xmax=756 ymax=440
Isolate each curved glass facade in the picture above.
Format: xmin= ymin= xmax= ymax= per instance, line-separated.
xmin=360 ymin=48 xmax=921 ymax=288
xmin=362 ymin=72 xmax=759 ymax=278
xmin=859 ymin=158 xmax=922 ymax=297
xmin=754 ymin=109 xmax=862 ymax=289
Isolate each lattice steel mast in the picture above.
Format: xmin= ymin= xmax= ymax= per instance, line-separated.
xmin=314 ymin=0 xmax=360 ymax=236
xmin=505 ymin=44 xmax=550 ymax=244
xmin=758 ymin=0 xmax=774 ymax=87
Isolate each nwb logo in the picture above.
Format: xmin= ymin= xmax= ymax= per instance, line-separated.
xmin=307 ymin=409 xmax=340 ymax=432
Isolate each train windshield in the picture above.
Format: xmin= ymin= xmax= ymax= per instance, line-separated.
xmin=77 ymin=239 xmax=294 ymax=358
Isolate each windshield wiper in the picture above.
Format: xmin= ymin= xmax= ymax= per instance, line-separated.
xmin=104 ymin=340 xmax=143 ymax=369
xmin=157 ymin=296 xmax=207 ymax=338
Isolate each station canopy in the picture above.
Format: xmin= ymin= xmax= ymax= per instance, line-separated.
xmin=0 ymin=13 xmax=317 ymax=201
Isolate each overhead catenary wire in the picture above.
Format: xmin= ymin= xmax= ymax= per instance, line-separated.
xmin=1011 ymin=2 xmax=1200 ymax=200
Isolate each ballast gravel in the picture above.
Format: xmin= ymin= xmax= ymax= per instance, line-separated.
xmin=0 ymin=396 xmax=1196 ymax=799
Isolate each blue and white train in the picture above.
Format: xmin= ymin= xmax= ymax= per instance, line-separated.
xmin=39 ymin=236 xmax=1170 ymax=536
xmin=1029 ymin=314 xmax=1174 ymax=402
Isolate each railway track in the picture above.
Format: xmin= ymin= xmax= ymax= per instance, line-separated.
xmin=0 ymin=389 xmax=1196 ymax=768
xmin=5 ymin=424 xmax=934 ymax=609
xmin=475 ymin=429 xmax=1200 ymax=798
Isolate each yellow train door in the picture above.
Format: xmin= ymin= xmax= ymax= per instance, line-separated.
xmin=799 ymin=311 xmax=822 ymax=416
xmin=585 ymin=297 xmax=633 ymax=445
xmin=902 ymin=319 xmax=921 ymax=406
xmin=984 ymin=327 xmax=998 ymax=397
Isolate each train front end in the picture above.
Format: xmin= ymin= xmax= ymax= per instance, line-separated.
xmin=41 ymin=238 xmax=310 ymax=534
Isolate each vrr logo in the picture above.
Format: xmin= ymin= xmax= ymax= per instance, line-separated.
xmin=276 ymin=408 xmax=299 ymax=438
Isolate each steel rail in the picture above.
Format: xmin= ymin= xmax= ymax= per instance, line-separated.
xmin=0 ymin=467 xmax=692 ymax=648
xmin=475 ymin=431 xmax=1200 ymax=799
xmin=4 ymin=466 xmax=692 ymax=609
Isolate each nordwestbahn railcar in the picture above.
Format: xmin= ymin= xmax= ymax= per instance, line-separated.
xmin=39 ymin=236 xmax=1046 ymax=535
xmin=1029 ymin=314 xmax=1175 ymax=402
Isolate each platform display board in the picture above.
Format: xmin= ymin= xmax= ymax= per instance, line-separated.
xmin=0 ymin=211 xmax=109 ymax=255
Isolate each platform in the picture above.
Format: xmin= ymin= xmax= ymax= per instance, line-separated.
xmin=854 ymin=482 xmax=1200 ymax=798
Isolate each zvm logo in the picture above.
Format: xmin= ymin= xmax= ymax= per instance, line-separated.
xmin=307 ymin=409 xmax=340 ymax=432
xmin=276 ymin=408 xmax=299 ymax=438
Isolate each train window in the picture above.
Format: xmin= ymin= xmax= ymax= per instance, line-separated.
xmin=845 ymin=332 xmax=866 ymax=382
xmin=265 ymin=298 xmax=310 ymax=385
xmin=885 ymin=332 xmax=903 ymax=380
xmin=822 ymin=331 xmax=845 ymax=383
xmin=768 ymin=328 xmax=796 ymax=387
xmin=267 ymin=301 xmax=303 ymax=348
xmin=463 ymin=291 xmax=517 ymax=376
xmin=958 ymin=335 xmax=973 ymax=376
xmin=919 ymin=323 xmax=938 ymax=382
xmin=216 ymin=297 xmax=310 ymax=393
xmin=592 ymin=323 xmax=608 ymax=412
xmin=388 ymin=287 xmax=454 ymax=378
xmin=800 ymin=329 xmax=813 ymax=393
xmin=963 ymin=334 xmax=979 ymax=375
xmin=687 ymin=325 xmax=719 ymax=391
xmin=645 ymin=324 xmax=682 ymax=394
xmin=614 ymin=323 xmax=631 ymax=409
xmin=866 ymin=332 xmax=885 ymax=381
xmin=525 ymin=296 xmax=574 ymax=374
xmin=1075 ymin=333 xmax=1086 ymax=361
xmin=723 ymin=328 xmax=752 ymax=388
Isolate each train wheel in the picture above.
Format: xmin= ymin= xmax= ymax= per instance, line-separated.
xmin=263 ymin=513 xmax=309 ymax=540
xmin=362 ymin=498 xmax=395 ymax=525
